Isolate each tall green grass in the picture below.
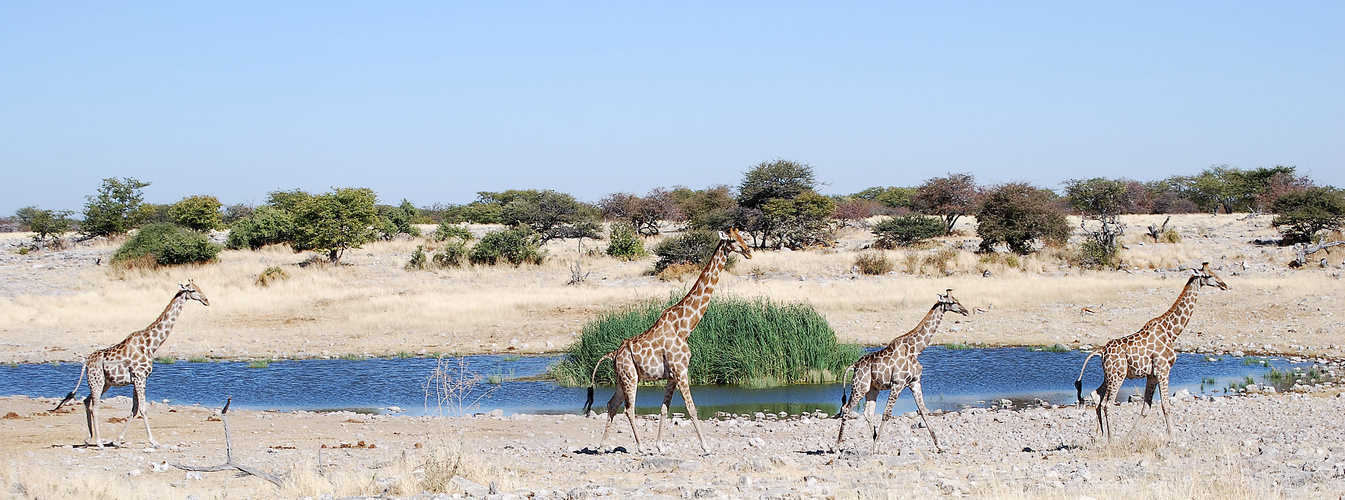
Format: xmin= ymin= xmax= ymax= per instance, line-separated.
xmin=550 ymin=294 xmax=862 ymax=388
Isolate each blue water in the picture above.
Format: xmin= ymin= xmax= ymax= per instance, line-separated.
xmin=0 ymin=348 xmax=1307 ymax=417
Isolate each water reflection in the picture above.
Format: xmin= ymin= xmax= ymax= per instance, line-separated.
xmin=0 ymin=347 xmax=1311 ymax=417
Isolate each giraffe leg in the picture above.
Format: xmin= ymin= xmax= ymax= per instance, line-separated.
xmin=675 ymin=374 xmax=710 ymax=454
xmin=85 ymin=380 xmax=106 ymax=447
xmin=862 ymin=388 xmax=881 ymax=441
xmin=1125 ymin=376 xmax=1160 ymax=440
xmin=597 ymin=384 xmax=625 ymax=452
xmin=834 ymin=385 xmax=864 ymax=451
xmin=623 ymin=396 xmax=642 ymax=454
xmin=1157 ymin=376 xmax=1174 ymax=440
xmin=117 ymin=377 xmax=157 ymax=448
xmin=1101 ymin=377 xmax=1123 ymax=443
xmin=1140 ymin=376 xmax=1159 ymax=417
xmin=910 ymin=380 xmax=942 ymax=452
xmin=872 ymin=382 xmax=906 ymax=453
xmin=654 ymin=379 xmax=678 ymax=453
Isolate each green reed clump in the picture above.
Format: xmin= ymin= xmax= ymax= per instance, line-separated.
xmin=550 ymin=293 xmax=862 ymax=388
xmin=247 ymin=358 xmax=272 ymax=369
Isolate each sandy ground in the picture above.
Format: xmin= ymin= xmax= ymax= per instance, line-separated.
xmin=0 ymin=214 xmax=1342 ymax=365
xmin=2 ymin=387 xmax=1344 ymax=499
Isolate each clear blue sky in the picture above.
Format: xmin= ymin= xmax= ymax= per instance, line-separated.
xmin=2 ymin=2 xmax=1341 ymax=213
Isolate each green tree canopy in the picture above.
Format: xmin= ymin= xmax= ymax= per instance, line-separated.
xmin=15 ymin=206 xmax=74 ymax=242
xmin=496 ymin=189 xmax=601 ymax=241
xmin=291 ymin=187 xmax=379 ymax=263
xmin=225 ymin=206 xmax=295 ymax=250
xmin=81 ymin=177 xmax=150 ymax=237
xmin=735 ymin=160 xmax=832 ymax=248
xmin=854 ymin=186 xmax=915 ymax=209
xmin=737 ymin=159 xmax=818 ymax=209
xmin=913 ymin=173 xmax=980 ymax=234
xmin=169 ymin=195 xmax=224 ymax=232
xmin=1272 ymin=187 xmax=1345 ymax=244
xmin=670 ymin=185 xmax=737 ymax=231
xmin=1063 ymin=178 xmax=1131 ymax=216
xmin=976 ymin=182 xmax=1070 ymax=254
xmin=377 ymin=199 xmax=422 ymax=240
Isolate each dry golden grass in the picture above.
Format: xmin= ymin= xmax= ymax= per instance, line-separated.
xmin=3 ymin=214 xmax=1343 ymax=362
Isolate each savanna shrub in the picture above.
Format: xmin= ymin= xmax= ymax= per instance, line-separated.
xmin=432 ymin=240 xmax=469 ymax=268
xmin=854 ymin=251 xmax=893 ymax=275
xmin=113 ymin=223 xmax=221 ymax=267
xmin=605 ymin=222 xmax=646 ymax=261
xmin=406 ymin=245 xmax=428 ymax=270
xmin=871 ymin=215 xmax=944 ymax=248
xmin=226 ymin=206 xmax=294 ymax=250
xmin=469 ymin=225 xmax=545 ymax=266
xmin=1069 ymin=240 xmax=1121 ymax=269
xmin=255 ymin=266 xmax=289 ymax=287
xmin=433 ymin=222 xmax=474 ymax=242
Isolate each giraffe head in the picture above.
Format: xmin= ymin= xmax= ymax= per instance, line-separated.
xmin=1194 ymin=262 xmax=1228 ymax=290
xmin=179 ymin=279 xmax=210 ymax=306
xmin=720 ymin=228 xmax=752 ymax=259
xmin=937 ymin=289 xmax=969 ymax=316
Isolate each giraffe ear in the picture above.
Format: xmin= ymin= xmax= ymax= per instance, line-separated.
xmin=719 ymin=231 xmax=729 ymax=240
xmin=179 ymin=284 xmax=189 ymax=291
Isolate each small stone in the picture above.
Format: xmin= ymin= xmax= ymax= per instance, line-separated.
xmin=679 ymin=460 xmax=703 ymax=472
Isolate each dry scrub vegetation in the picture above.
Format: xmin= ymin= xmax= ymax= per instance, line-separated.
xmin=2 ymin=214 xmax=1343 ymax=364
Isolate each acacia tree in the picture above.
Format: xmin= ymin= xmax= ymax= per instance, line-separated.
xmin=976 ymin=182 xmax=1070 ymax=254
xmin=497 ymin=189 xmax=601 ymax=242
xmin=737 ymin=159 xmax=818 ymax=209
xmin=291 ymin=187 xmax=379 ymax=264
xmin=736 ymin=159 xmax=832 ymax=248
xmin=81 ymin=177 xmax=150 ymax=237
xmin=670 ymin=185 xmax=736 ymax=231
xmin=15 ymin=206 xmax=74 ymax=243
xmin=1063 ymin=178 xmax=1131 ymax=268
xmin=599 ymin=188 xmax=681 ymax=236
xmin=1272 ymin=187 xmax=1345 ymax=244
xmin=913 ymin=173 xmax=979 ymax=234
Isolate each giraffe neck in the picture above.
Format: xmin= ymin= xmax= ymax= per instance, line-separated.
xmin=1155 ymin=276 xmax=1201 ymax=340
xmin=901 ymin=304 xmax=948 ymax=352
xmin=667 ymin=240 xmax=730 ymax=338
xmin=142 ymin=291 xmax=188 ymax=354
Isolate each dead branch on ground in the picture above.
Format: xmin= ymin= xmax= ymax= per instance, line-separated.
xmin=171 ymin=397 xmax=284 ymax=487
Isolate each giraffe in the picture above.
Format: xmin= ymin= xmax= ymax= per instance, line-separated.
xmin=835 ymin=290 xmax=968 ymax=452
xmin=53 ymin=280 xmax=210 ymax=447
xmin=1074 ymin=262 xmax=1228 ymax=442
xmin=582 ymin=229 xmax=752 ymax=454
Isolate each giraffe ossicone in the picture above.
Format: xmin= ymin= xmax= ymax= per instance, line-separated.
xmin=52 ymin=280 xmax=210 ymax=448
xmin=583 ymin=229 xmax=751 ymax=454
xmin=835 ymin=289 xmax=969 ymax=453
xmin=1075 ymin=262 xmax=1228 ymax=442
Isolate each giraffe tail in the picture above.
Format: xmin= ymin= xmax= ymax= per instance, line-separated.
xmin=836 ymin=363 xmax=855 ymax=417
xmin=1075 ymin=351 xmax=1101 ymax=405
xmin=53 ymin=362 xmax=88 ymax=411
xmin=582 ymin=351 xmax=618 ymax=415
